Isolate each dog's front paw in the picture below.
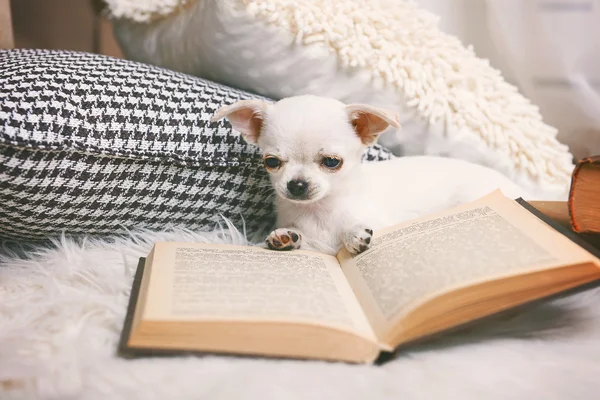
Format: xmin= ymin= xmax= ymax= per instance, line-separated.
xmin=265 ymin=228 xmax=302 ymax=251
xmin=343 ymin=227 xmax=373 ymax=255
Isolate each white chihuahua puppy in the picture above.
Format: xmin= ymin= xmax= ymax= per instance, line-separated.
xmin=212 ymin=95 xmax=528 ymax=255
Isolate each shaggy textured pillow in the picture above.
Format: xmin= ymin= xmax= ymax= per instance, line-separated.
xmin=0 ymin=49 xmax=393 ymax=241
xmin=108 ymin=0 xmax=575 ymax=200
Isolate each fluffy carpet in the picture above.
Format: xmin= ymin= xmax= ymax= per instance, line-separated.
xmin=2 ymin=222 xmax=600 ymax=400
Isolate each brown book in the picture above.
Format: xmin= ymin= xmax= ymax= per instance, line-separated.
xmin=569 ymin=156 xmax=600 ymax=233
xmin=119 ymin=190 xmax=600 ymax=364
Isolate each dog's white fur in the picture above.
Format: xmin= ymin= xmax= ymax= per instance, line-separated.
xmin=212 ymin=95 xmax=528 ymax=255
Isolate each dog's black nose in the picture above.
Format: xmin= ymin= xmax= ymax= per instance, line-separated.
xmin=287 ymin=179 xmax=309 ymax=197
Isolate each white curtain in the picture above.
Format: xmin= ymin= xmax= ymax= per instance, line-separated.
xmin=417 ymin=0 xmax=600 ymax=159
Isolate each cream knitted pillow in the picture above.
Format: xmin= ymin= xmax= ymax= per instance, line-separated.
xmin=108 ymin=0 xmax=575 ymax=199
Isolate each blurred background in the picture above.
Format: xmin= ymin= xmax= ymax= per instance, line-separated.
xmin=4 ymin=0 xmax=123 ymax=58
xmin=2 ymin=0 xmax=600 ymax=158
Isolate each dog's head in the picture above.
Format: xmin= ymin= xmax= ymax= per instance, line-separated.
xmin=211 ymin=95 xmax=400 ymax=203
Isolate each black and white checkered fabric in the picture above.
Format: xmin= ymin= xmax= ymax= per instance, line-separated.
xmin=0 ymin=50 xmax=394 ymax=241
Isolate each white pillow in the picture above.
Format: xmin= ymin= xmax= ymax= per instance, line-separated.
xmin=109 ymin=0 xmax=575 ymax=200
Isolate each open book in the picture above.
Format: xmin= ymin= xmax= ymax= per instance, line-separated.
xmin=119 ymin=190 xmax=600 ymax=364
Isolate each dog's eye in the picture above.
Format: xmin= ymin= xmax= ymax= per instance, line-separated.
xmin=321 ymin=157 xmax=342 ymax=169
xmin=264 ymin=156 xmax=282 ymax=170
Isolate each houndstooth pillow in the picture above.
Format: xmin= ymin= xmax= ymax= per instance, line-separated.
xmin=0 ymin=49 xmax=394 ymax=241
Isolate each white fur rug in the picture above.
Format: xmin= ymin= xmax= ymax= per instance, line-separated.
xmin=2 ymin=223 xmax=600 ymax=400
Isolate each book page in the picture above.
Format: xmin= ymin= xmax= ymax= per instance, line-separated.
xmin=143 ymin=243 xmax=376 ymax=341
xmin=337 ymin=190 xmax=598 ymax=337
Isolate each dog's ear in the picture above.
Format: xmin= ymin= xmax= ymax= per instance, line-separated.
xmin=345 ymin=104 xmax=401 ymax=146
xmin=211 ymin=100 xmax=270 ymax=144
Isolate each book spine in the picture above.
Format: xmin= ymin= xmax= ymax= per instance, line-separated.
xmin=568 ymin=156 xmax=600 ymax=233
